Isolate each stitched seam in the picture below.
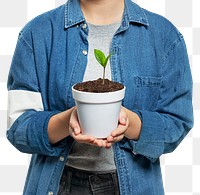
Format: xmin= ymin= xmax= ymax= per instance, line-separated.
xmin=18 ymin=33 xmax=33 ymax=52
xmin=162 ymin=34 xmax=183 ymax=62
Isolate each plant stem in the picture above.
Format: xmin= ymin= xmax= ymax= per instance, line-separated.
xmin=103 ymin=67 xmax=105 ymax=85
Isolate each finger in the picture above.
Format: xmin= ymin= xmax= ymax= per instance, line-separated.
xmin=119 ymin=117 xmax=127 ymax=126
xmin=88 ymin=138 xmax=112 ymax=148
xmin=69 ymin=126 xmax=81 ymax=136
xmin=107 ymin=134 xmax=124 ymax=143
xmin=95 ymin=139 xmax=110 ymax=147
xmin=107 ymin=118 xmax=129 ymax=143
xmin=74 ymin=128 xmax=80 ymax=135
xmin=93 ymin=139 xmax=103 ymax=147
xmin=73 ymin=133 xmax=95 ymax=143
xmin=70 ymin=127 xmax=109 ymax=147
xmin=70 ymin=117 xmax=79 ymax=130
xmin=113 ymin=134 xmax=124 ymax=142
xmin=111 ymin=123 xmax=127 ymax=137
xmin=105 ymin=142 xmax=112 ymax=149
xmin=69 ymin=110 xmax=81 ymax=135
xmin=81 ymin=137 xmax=108 ymax=148
xmin=107 ymin=135 xmax=114 ymax=142
xmin=119 ymin=107 xmax=128 ymax=125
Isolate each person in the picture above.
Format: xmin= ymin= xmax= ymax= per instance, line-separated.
xmin=7 ymin=0 xmax=193 ymax=194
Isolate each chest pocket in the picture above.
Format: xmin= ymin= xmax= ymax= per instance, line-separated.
xmin=133 ymin=76 xmax=162 ymax=110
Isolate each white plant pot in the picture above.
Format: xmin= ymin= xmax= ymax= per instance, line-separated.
xmin=72 ymin=86 xmax=125 ymax=138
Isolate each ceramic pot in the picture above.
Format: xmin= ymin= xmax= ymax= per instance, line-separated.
xmin=72 ymin=86 xmax=125 ymax=138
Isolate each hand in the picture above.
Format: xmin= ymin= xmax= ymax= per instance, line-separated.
xmin=69 ymin=107 xmax=112 ymax=148
xmin=107 ymin=107 xmax=129 ymax=144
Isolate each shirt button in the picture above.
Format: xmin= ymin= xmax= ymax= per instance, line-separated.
xmin=82 ymin=50 xmax=88 ymax=55
xmin=59 ymin=156 xmax=65 ymax=162
xmin=48 ymin=192 xmax=53 ymax=195
xmin=82 ymin=23 xmax=87 ymax=29
xmin=132 ymin=150 xmax=137 ymax=155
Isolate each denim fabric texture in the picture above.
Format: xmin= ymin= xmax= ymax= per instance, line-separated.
xmin=58 ymin=166 xmax=119 ymax=195
xmin=7 ymin=0 xmax=193 ymax=194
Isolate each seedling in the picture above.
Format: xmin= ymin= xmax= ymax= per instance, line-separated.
xmin=94 ymin=49 xmax=112 ymax=85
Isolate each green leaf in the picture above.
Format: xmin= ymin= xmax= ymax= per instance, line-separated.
xmin=94 ymin=49 xmax=107 ymax=67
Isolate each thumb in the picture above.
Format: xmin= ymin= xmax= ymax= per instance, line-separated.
xmin=70 ymin=109 xmax=81 ymax=135
xmin=119 ymin=108 xmax=127 ymax=125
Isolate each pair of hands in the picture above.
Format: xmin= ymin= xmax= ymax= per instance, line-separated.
xmin=69 ymin=106 xmax=129 ymax=148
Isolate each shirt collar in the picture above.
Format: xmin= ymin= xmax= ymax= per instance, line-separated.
xmin=64 ymin=0 xmax=85 ymax=29
xmin=64 ymin=0 xmax=149 ymax=29
xmin=124 ymin=0 xmax=149 ymax=26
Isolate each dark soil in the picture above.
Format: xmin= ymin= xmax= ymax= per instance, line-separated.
xmin=74 ymin=78 xmax=124 ymax=93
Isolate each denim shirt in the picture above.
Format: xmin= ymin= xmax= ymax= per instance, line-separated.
xmin=7 ymin=0 xmax=193 ymax=194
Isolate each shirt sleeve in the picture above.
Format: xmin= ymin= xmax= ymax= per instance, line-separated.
xmin=120 ymin=34 xmax=194 ymax=162
xmin=7 ymin=31 xmax=66 ymax=157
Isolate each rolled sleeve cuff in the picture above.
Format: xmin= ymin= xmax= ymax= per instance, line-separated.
xmin=7 ymin=110 xmax=65 ymax=156
xmin=120 ymin=110 xmax=165 ymax=162
xmin=33 ymin=110 xmax=63 ymax=155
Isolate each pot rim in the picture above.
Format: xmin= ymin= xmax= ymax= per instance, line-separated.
xmin=72 ymin=85 xmax=126 ymax=103
xmin=72 ymin=85 xmax=125 ymax=94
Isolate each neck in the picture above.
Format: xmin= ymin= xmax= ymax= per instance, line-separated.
xmin=80 ymin=0 xmax=124 ymax=25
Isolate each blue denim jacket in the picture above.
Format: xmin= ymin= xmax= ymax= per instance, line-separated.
xmin=7 ymin=0 xmax=193 ymax=194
